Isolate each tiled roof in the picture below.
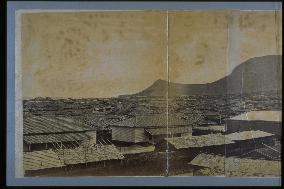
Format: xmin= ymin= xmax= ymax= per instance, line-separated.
xmin=81 ymin=115 xmax=122 ymax=128
xmin=243 ymin=144 xmax=281 ymax=160
xmin=56 ymin=144 xmax=124 ymax=164
xmin=120 ymin=145 xmax=155 ymax=155
xmin=166 ymin=133 xmax=233 ymax=149
xmin=24 ymin=116 xmax=92 ymax=135
xmin=190 ymin=153 xmax=225 ymax=176
xmin=194 ymin=125 xmax=225 ymax=132
xmin=145 ymin=126 xmax=191 ymax=135
xmin=24 ymin=150 xmax=64 ymax=171
xmin=189 ymin=153 xmax=281 ymax=176
xmin=254 ymin=147 xmax=281 ymax=160
xmin=23 ymin=145 xmax=124 ymax=171
xmin=24 ymin=132 xmax=90 ymax=144
xmin=110 ymin=114 xmax=197 ymax=128
xmin=166 ymin=130 xmax=274 ymax=149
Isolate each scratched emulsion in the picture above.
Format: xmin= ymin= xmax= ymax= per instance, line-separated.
xmin=168 ymin=11 xmax=282 ymax=84
xmin=168 ymin=10 xmax=282 ymax=176
xmin=228 ymin=10 xmax=282 ymax=73
xmin=168 ymin=11 xmax=230 ymax=84
xmin=226 ymin=10 xmax=282 ymax=177
xmin=18 ymin=10 xmax=281 ymax=177
xmin=21 ymin=11 xmax=167 ymax=98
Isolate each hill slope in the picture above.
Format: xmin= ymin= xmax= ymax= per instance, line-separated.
xmin=134 ymin=55 xmax=282 ymax=97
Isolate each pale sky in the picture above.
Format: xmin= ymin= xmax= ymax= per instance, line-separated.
xmin=169 ymin=10 xmax=282 ymax=84
xmin=20 ymin=10 xmax=282 ymax=98
xmin=21 ymin=11 xmax=167 ymax=98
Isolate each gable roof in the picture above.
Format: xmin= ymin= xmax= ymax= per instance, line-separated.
xmin=24 ymin=132 xmax=90 ymax=144
xmin=145 ymin=126 xmax=191 ymax=135
xmin=110 ymin=114 xmax=197 ymax=128
xmin=24 ymin=116 xmax=93 ymax=135
xmin=166 ymin=130 xmax=274 ymax=149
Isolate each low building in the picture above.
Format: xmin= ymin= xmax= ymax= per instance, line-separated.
xmin=165 ymin=133 xmax=233 ymax=150
xmin=56 ymin=144 xmax=124 ymax=165
xmin=24 ymin=144 xmax=124 ymax=172
xmin=110 ymin=114 xmax=194 ymax=144
xmin=240 ymin=142 xmax=281 ymax=160
xmin=193 ymin=125 xmax=225 ymax=135
xmin=118 ymin=144 xmax=155 ymax=155
xmin=224 ymin=130 xmax=275 ymax=156
xmin=23 ymin=115 xmax=126 ymax=175
xmin=189 ymin=153 xmax=281 ymax=177
xmin=24 ymin=149 xmax=65 ymax=171
xmin=165 ymin=130 xmax=274 ymax=148
xmin=23 ymin=115 xmax=97 ymax=151
xmin=160 ymin=130 xmax=275 ymax=157
xmin=226 ymin=111 xmax=282 ymax=136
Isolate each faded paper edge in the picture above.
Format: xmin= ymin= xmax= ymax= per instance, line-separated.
xmin=15 ymin=10 xmax=24 ymax=178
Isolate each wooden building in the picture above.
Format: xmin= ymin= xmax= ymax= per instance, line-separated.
xmin=24 ymin=144 xmax=124 ymax=173
xmin=158 ymin=130 xmax=276 ymax=159
xmin=110 ymin=114 xmax=193 ymax=144
xmin=23 ymin=115 xmax=124 ymax=174
xmin=164 ymin=131 xmax=274 ymax=149
xmin=23 ymin=115 xmax=97 ymax=152
xmin=226 ymin=111 xmax=282 ymax=136
xmin=192 ymin=125 xmax=225 ymax=135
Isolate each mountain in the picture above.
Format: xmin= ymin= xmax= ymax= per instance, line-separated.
xmin=134 ymin=55 xmax=282 ymax=97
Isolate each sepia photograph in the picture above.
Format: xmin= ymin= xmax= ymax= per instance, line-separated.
xmin=11 ymin=3 xmax=281 ymax=182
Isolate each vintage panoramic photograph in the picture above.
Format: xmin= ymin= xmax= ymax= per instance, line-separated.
xmin=16 ymin=10 xmax=282 ymax=177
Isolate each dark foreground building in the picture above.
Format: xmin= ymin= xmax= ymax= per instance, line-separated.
xmin=226 ymin=111 xmax=281 ymax=136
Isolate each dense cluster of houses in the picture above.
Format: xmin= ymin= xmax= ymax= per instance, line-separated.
xmin=23 ymin=107 xmax=281 ymax=176
xmin=164 ymin=110 xmax=281 ymax=176
xmin=169 ymin=91 xmax=282 ymax=124
xmin=23 ymin=115 xmax=124 ymax=174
